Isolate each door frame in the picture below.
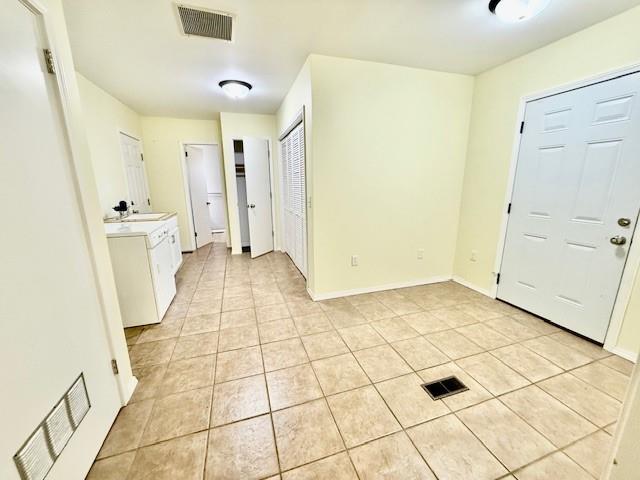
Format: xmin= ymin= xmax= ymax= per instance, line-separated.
xmin=21 ymin=0 xmax=135 ymax=404
xmin=278 ymin=107 xmax=309 ymax=279
xmin=117 ymin=129 xmax=151 ymax=212
xmin=493 ymin=63 xmax=640 ymax=360
xmin=227 ymin=137 xmax=278 ymax=255
xmin=180 ymin=141 xmax=226 ymax=252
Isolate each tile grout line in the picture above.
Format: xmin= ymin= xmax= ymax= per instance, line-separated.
xmin=203 ymin=243 xmax=223 ymax=480
xmin=287 ymin=308 xmax=363 ymax=480
xmin=114 ymin=249 xmax=624 ymax=479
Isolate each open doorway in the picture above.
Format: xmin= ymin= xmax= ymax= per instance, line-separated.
xmin=234 ymin=140 xmax=251 ymax=250
xmin=230 ymin=137 xmax=275 ymax=258
xmin=183 ymin=143 xmax=227 ymax=250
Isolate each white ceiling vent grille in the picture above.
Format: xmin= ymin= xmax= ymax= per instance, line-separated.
xmin=177 ymin=4 xmax=233 ymax=41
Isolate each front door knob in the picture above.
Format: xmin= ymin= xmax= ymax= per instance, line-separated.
xmin=247 ymin=204 xmax=255 ymax=209
xmin=610 ymin=235 xmax=627 ymax=246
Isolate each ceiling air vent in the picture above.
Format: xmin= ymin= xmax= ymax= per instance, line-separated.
xmin=176 ymin=4 xmax=233 ymax=41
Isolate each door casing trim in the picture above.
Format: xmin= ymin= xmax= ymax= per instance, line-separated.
xmin=492 ymin=62 xmax=640 ymax=353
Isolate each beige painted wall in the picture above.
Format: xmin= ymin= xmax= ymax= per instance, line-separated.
xmin=219 ymin=112 xmax=279 ymax=254
xmin=42 ymin=3 xmax=135 ymax=405
xmin=619 ymin=276 xmax=640 ymax=354
xmin=140 ymin=117 xmax=221 ymax=250
xmin=453 ymin=6 xmax=640 ymax=357
xmin=276 ymin=59 xmax=314 ymax=286
xmin=77 ymin=73 xmax=143 ymax=217
xmin=309 ymin=55 xmax=474 ymax=296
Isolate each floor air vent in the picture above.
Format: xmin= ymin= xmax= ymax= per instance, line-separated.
xmin=421 ymin=376 xmax=468 ymax=400
xmin=14 ymin=373 xmax=90 ymax=480
xmin=177 ymin=4 xmax=233 ymax=41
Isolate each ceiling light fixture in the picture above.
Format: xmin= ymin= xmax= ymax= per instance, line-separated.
xmin=219 ymin=80 xmax=252 ymax=99
xmin=489 ymin=0 xmax=551 ymax=22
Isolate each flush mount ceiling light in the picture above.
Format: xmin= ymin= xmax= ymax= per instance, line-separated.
xmin=219 ymin=80 xmax=252 ymax=99
xmin=489 ymin=0 xmax=552 ymax=22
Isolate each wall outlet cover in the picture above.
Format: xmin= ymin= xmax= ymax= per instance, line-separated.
xmin=351 ymin=255 xmax=359 ymax=267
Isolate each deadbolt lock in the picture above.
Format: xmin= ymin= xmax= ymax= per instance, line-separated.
xmin=610 ymin=235 xmax=627 ymax=246
xmin=618 ymin=218 xmax=632 ymax=227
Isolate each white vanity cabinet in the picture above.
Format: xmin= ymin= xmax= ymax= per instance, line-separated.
xmin=105 ymin=214 xmax=180 ymax=327
xmin=166 ymin=216 xmax=182 ymax=274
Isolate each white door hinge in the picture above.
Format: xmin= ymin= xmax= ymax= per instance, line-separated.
xmin=111 ymin=359 xmax=119 ymax=375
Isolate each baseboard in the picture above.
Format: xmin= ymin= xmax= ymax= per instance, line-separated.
xmin=451 ymin=275 xmax=495 ymax=298
xmin=604 ymin=345 xmax=638 ymax=363
xmin=307 ymin=275 xmax=452 ymax=301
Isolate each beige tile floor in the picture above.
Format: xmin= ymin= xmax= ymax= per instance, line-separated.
xmin=87 ymin=241 xmax=634 ymax=480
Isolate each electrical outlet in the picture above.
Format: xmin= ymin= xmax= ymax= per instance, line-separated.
xmin=351 ymin=255 xmax=359 ymax=267
xmin=470 ymin=250 xmax=478 ymax=262
xmin=417 ymin=249 xmax=424 ymax=260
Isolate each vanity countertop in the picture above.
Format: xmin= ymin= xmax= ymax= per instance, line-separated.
xmin=104 ymin=212 xmax=176 ymax=223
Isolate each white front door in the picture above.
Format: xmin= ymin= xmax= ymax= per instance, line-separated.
xmin=120 ymin=133 xmax=151 ymax=213
xmin=186 ymin=146 xmax=213 ymax=249
xmin=498 ymin=72 xmax=640 ymax=342
xmin=243 ymin=138 xmax=274 ymax=258
xmin=0 ymin=2 xmax=121 ymax=478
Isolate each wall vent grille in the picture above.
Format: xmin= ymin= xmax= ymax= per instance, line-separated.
xmin=177 ymin=4 xmax=233 ymax=41
xmin=14 ymin=373 xmax=91 ymax=480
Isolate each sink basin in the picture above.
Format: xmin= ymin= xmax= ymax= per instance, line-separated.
xmin=124 ymin=213 xmax=168 ymax=221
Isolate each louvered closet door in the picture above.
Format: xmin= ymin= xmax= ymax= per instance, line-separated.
xmin=281 ymin=122 xmax=306 ymax=277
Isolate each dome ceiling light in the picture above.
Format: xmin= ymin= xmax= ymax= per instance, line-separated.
xmin=219 ymin=80 xmax=253 ymax=99
xmin=489 ymin=0 xmax=552 ymax=23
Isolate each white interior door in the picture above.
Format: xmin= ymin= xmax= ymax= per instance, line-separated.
xmin=0 ymin=2 xmax=121 ymax=478
xmin=201 ymin=145 xmax=226 ymax=231
xmin=208 ymin=193 xmax=226 ymax=230
xmin=498 ymin=72 xmax=640 ymax=342
xmin=186 ymin=146 xmax=213 ymax=249
xmin=243 ymin=137 xmax=274 ymax=258
xmin=119 ymin=133 xmax=150 ymax=213
xmin=280 ymin=122 xmax=307 ymax=276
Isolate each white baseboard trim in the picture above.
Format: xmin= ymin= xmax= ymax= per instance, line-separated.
xmin=604 ymin=345 xmax=638 ymax=363
xmin=451 ymin=275 xmax=495 ymax=298
xmin=307 ymin=275 xmax=452 ymax=301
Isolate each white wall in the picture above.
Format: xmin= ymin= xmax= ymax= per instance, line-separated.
xmin=276 ymin=58 xmax=314 ymax=284
xmin=219 ymin=112 xmax=279 ymax=254
xmin=77 ymin=73 xmax=143 ymax=217
xmin=453 ymin=6 xmax=640 ymax=358
xmin=141 ymin=117 xmax=222 ymax=250
xmin=306 ymin=55 xmax=474 ymax=297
